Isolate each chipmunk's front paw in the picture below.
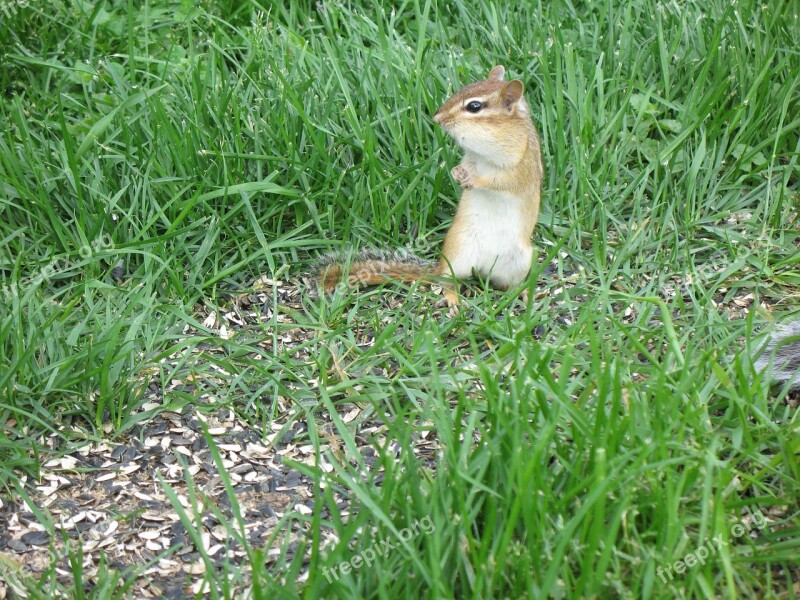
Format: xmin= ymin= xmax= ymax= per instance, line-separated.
xmin=451 ymin=165 xmax=473 ymax=190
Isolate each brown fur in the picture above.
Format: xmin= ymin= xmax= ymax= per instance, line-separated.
xmin=319 ymin=260 xmax=430 ymax=292
xmin=316 ymin=248 xmax=433 ymax=292
xmin=318 ymin=65 xmax=543 ymax=308
xmin=435 ymin=69 xmax=543 ymax=290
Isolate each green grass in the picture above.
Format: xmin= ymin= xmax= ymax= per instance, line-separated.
xmin=1 ymin=0 xmax=799 ymax=597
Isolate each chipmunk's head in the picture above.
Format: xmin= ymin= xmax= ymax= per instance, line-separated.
xmin=433 ymin=65 xmax=531 ymax=165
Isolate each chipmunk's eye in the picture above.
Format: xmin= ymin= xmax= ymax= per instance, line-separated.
xmin=465 ymin=101 xmax=483 ymax=113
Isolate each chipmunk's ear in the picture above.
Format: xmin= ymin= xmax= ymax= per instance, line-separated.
xmin=488 ymin=65 xmax=505 ymax=81
xmin=501 ymin=80 xmax=524 ymax=109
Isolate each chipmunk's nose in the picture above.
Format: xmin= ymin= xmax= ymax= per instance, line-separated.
xmin=433 ymin=109 xmax=442 ymax=124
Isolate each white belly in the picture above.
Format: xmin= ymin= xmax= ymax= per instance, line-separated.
xmin=448 ymin=189 xmax=532 ymax=288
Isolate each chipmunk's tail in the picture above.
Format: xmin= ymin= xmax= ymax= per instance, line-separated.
xmin=316 ymin=248 xmax=437 ymax=293
xmin=752 ymin=319 xmax=800 ymax=390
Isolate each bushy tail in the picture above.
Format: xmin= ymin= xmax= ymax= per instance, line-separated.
xmin=316 ymin=248 xmax=435 ymax=293
xmin=753 ymin=320 xmax=800 ymax=390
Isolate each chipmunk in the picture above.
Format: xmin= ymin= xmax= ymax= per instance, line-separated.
xmin=317 ymin=65 xmax=543 ymax=310
xmin=752 ymin=319 xmax=800 ymax=390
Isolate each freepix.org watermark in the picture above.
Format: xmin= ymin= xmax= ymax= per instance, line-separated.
xmin=322 ymin=516 xmax=435 ymax=583
xmin=1 ymin=234 xmax=114 ymax=301
xmin=0 ymin=0 xmax=30 ymax=18
xmin=657 ymin=509 xmax=769 ymax=583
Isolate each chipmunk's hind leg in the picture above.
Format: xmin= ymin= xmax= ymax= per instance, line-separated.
xmin=435 ymin=279 xmax=459 ymax=305
xmin=435 ymin=280 xmax=460 ymax=317
xmin=432 ymin=258 xmax=462 ymax=315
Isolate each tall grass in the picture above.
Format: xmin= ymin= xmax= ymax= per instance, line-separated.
xmin=0 ymin=0 xmax=798 ymax=597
